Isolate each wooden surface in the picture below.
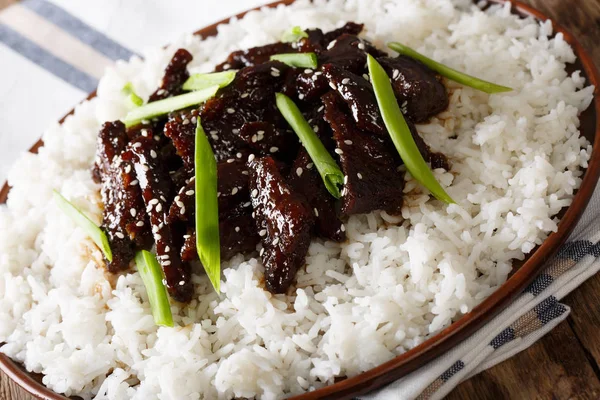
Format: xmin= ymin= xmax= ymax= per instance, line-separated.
xmin=1 ymin=0 xmax=600 ymax=399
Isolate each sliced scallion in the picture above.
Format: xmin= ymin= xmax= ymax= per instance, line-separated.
xmin=122 ymin=82 xmax=144 ymax=107
xmin=135 ymin=250 xmax=174 ymax=327
xmin=367 ymin=54 xmax=454 ymax=204
xmin=275 ymin=92 xmax=344 ymax=198
xmin=183 ymin=71 xmax=237 ymax=92
xmin=281 ymin=26 xmax=308 ymax=43
xmin=123 ymin=85 xmax=220 ymax=127
xmin=270 ymin=53 xmax=318 ymax=69
xmin=194 ymin=119 xmax=221 ymax=294
xmin=387 ymin=42 xmax=512 ymax=94
xmin=53 ymin=190 xmax=113 ymax=261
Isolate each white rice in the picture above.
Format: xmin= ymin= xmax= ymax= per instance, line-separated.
xmin=0 ymin=0 xmax=594 ymax=399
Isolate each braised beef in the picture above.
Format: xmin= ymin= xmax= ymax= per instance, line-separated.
xmin=148 ymin=48 xmax=193 ymax=102
xmin=216 ymin=42 xmax=295 ymax=71
xmin=93 ymin=121 xmax=129 ymax=183
xmin=378 ymin=56 xmax=448 ymax=123
xmin=248 ymin=156 xmax=314 ymax=293
xmin=299 ymin=22 xmax=364 ymax=53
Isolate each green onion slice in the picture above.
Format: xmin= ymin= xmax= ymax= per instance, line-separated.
xmin=281 ymin=26 xmax=308 ymax=43
xmin=135 ymin=250 xmax=174 ymax=327
xmin=270 ymin=53 xmax=318 ymax=69
xmin=53 ymin=190 xmax=113 ymax=261
xmin=387 ymin=42 xmax=512 ymax=94
xmin=194 ymin=119 xmax=221 ymax=294
xmin=275 ymin=92 xmax=344 ymax=199
xmin=183 ymin=71 xmax=237 ymax=92
xmin=367 ymin=55 xmax=454 ymax=204
xmin=122 ymin=82 xmax=144 ymax=107
xmin=123 ymin=85 xmax=220 ymax=127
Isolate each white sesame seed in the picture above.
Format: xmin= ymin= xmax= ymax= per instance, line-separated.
xmin=327 ymin=40 xmax=337 ymax=50
xmin=393 ymin=69 xmax=400 ymax=80
xmin=183 ymin=234 xmax=191 ymax=239
xmin=182 ymin=119 xmax=190 ymax=125
xmin=130 ymin=180 xmax=139 ymax=186
xmin=341 ymin=78 xmax=350 ymax=85
xmin=163 ymin=260 xmax=171 ymax=266
xmin=259 ymin=229 xmax=267 ymax=237
xmin=130 ymin=208 xmax=137 ymax=217
xmin=227 ymin=158 xmax=235 ymax=163
xmin=232 ymin=129 xmax=240 ymax=134
xmin=344 ymin=175 xmax=348 ymax=184
xmin=251 ymin=189 xmax=258 ymax=197
xmin=235 ymin=226 xmax=240 ymax=232
xmin=242 ymin=171 xmax=249 ymax=175
xmin=223 ymin=63 xmax=231 ymax=70
xmin=357 ymin=42 xmax=365 ymax=50
xmin=154 ymin=135 xmax=161 ymax=141
xmin=257 ymin=130 xmax=265 ymax=135
xmin=270 ymin=147 xmax=279 ymax=153
xmin=244 ymin=202 xmax=251 ymax=207
xmin=304 ymin=69 xmax=313 ymax=74
xmin=156 ymin=203 xmax=163 ymax=212
xmin=271 ymin=71 xmax=280 ymax=77
xmin=363 ymin=74 xmax=370 ymax=81
xmin=142 ymin=164 xmax=149 ymax=171
xmin=211 ymin=134 xmax=219 ymax=141
xmin=344 ymin=140 xmax=353 ymax=145
xmin=186 ymin=190 xmax=195 ymax=196
xmin=272 ymin=237 xmax=279 ymax=245
xmin=357 ymin=172 xmax=363 ymax=179
xmin=260 ymin=248 xmax=265 ymax=256
xmin=150 ymin=150 xmax=157 ymax=158
xmin=251 ymin=135 xmax=258 ymax=143
xmin=165 ymin=246 xmax=170 ymax=252
xmin=329 ymin=82 xmax=337 ymax=90
xmin=179 ymin=280 xmax=186 ymax=286
xmin=313 ymin=125 xmax=319 ymax=133
xmin=341 ymin=224 xmax=346 ymax=232
xmin=296 ymin=167 xmax=303 ymax=177
xmin=307 ymin=163 xmax=314 ymax=169
xmin=155 ymin=233 xmax=162 ymax=240
xmin=115 ymin=232 xmax=125 ymax=239
xmin=136 ymin=221 xmax=144 ymax=227
xmin=318 ymin=105 xmax=324 ymax=112
xmin=152 ymin=226 xmax=159 ymax=233
xmin=298 ymin=94 xmax=305 ymax=100
xmin=232 ymin=187 xmax=239 ymax=195
xmin=125 ymin=165 xmax=132 ymax=174
xmin=241 ymin=92 xmax=249 ymax=98
xmin=180 ymin=207 xmax=186 ymax=215
xmin=227 ymin=108 xmax=235 ymax=114
xmin=217 ymin=192 xmax=221 ymax=197
xmin=248 ymin=154 xmax=255 ymax=162
xmin=149 ymin=198 xmax=159 ymax=205
xmin=236 ymin=152 xmax=242 ymax=158
xmin=210 ymin=130 xmax=218 ymax=134
xmin=335 ymin=148 xmax=344 ymax=155
xmin=133 ymin=142 xmax=142 ymax=148
xmin=314 ymin=208 xmax=319 ymax=217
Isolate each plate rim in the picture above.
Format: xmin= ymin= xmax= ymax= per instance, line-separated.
xmin=1 ymin=0 xmax=599 ymax=399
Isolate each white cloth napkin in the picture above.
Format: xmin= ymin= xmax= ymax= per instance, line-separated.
xmin=0 ymin=1 xmax=598 ymax=399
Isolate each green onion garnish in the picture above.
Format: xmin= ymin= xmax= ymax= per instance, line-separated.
xmin=122 ymin=82 xmax=144 ymax=107
xmin=270 ymin=53 xmax=318 ymax=69
xmin=183 ymin=71 xmax=237 ymax=92
xmin=275 ymin=92 xmax=344 ymax=199
xmin=194 ymin=119 xmax=221 ymax=294
xmin=123 ymin=85 xmax=220 ymax=127
xmin=281 ymin=26 xmax=308 ymax=43
xmin=53 ymin=190 xmax=113 ymax=261
xmin=134 ymin=250 xmax=174 ymax=327
xmin=387 ymin=42 xmax=512 ymax=94
xmin=367 ymin=55 xmax=454 ymax=204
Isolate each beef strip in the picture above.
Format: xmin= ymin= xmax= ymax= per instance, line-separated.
xmin=320 ymin=34 xmax=386 ymax=75
xmin=377 ymin=56 xmax=449 ymax=123
xmin=288 ymin=149 xmax=345 ymax=242
xmin=322 ymin=92 xmax=405 ymax=215
xmin=93 ymin=121 xmax=129 ymax=183
xmin=237 ymin=121 xmax=298 ymax=162
xmin=148 ymin=48 xmax=193 ymax=102
xmin=216 ymin=42 xmax=295 ymax=71
xmin=125 ymin=136 xmax=194 ymax=303
xmin=163 ymin=108 xmax=201 ymax=169
xmin=248 ymin=156 xmax=314 ymax=293
xmin=299 ymin=22 xmax=364 ymax=53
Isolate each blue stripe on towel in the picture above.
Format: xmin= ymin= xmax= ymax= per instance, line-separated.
xmin=0 ymin=24 xmax=98 ymax=92
xmin=22 ymin=0 xmax=138 ymax=61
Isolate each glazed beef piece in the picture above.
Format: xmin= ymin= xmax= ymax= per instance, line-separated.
xmin=248 ymin=156 xmax=314 ymax=293
xmin=163 ymin=108 xmax=201 ymax=169
xmin=93 ymin=121 xmax=129 ymax=183
xmin=323 ymin=92 xmax=405 ymax=215
xmin=148 ymin=48 xmax=193 ymax=102
xmin=288 ymin=149 xmax=345 ymax=242
xmin=320 ymin=34 xmax=386 ymax=74
xmin=125 ymin=136 xmax=194 ymax=303
xmin=298 ymin=22 xmax=364 ymax=53
xmin=216 ymin=42 xmax=295 ymax=71
xmin=284 ymin=69 xmax=329 ymax=103
xmin=377 ymin=56 xmax=448 ymax=123
xmin=238 ymin=121 xmax=298 ymax=162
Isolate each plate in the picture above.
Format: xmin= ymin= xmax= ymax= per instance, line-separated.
xmin=1 ymin=0 xmax=599 ymax=399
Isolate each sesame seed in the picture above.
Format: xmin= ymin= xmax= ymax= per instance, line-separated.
xmin=141 ymin=129 xmax=149 ymax=137
xmin=227 ymin=108 xmax=235 ymax=114
xmin=165 ymin=246 xmax=170 ymax=252
xmin=232 ymin=187 xmax=239 ymax=195
xmin=313 ymin=126 xmax=319 ymax=133
xmin=149 ymin=199 xmax=159 ymax=205
xmin=257 ymin=130 xmax=265 ymax=135
xmin=142 ymin=164 xmax=149 ymax=172
xmin=217 ymin=192 xmax=221 ymax=197
xmin=154 ymin=135 xmax=161 ymax=141
xmin=115 ymin=232 xmax=125 ymax=239
xmin=183 ymin=235 xmax=191 ymax=239
xmin=210 ymin=130 xmax=218 ymax=134
xmin=298 ymin=94 xmax=305 ymax=100
xmin=150 ymin=150 xmax=157 ymax=158
xmin=357 ymin=42 xmax=365 ymax=50
xmin=260 ymin=248 xmax=265 ymax=256
xmin=242 ymin=171 xmax=249 ymax=175
xmin=125 ymin=165 xmax=132 ymax=174
xmin=244 ymin=202 xmax=251 ymax=207
xmin=314 ymin=208 xmax=319 ymax=217
xmin=272 ymin=237 xmax=279 ymax=245
xmin=130 ymin=180 xmax=139 ymax=186
xmin=227 ymin=158 xmax=235 ymax=163
xmin=136 ymin=221 xmax=144 ymax=227
xmin=329 ymin=82 xmax=337 ymax=90
xmin=392 ymin=69 xmax=400 ymax=80
xmin=251 ymin=189 xmax=258 ymax=197
xmin=130 ymin=208 xmax=137 ymax=217
xmin=235 ymin=226 xmax=240 ymax=232
xmin=341 ymin=224 xmax=346 ymax=232
xmin=155 ymin=233 xmax=162 ymax=240
xmin=270 ymin=147 xmax=279 ymax=153
xmin=307 ymin=163 xmax=314 ymax=169
xmin=248 ymin=154 xmax=256 ymax=162
xmin=236 ymin=152 xmax=242 ymax=158
xmin=186 ymin=190 xmax=195 ymax=196
xmin=232 ymin=129 xmax=240 ymax=134
xmin=357 ymin=172 xmax=363 ymax=179
xmin=296 ymin=167 xmax=303 ymax=177
xmin=344 ymin=140 xmax=353 ymax=145
xmin=157 ymin=89 xmax=166 ymax=95
xmin=271 ymin=71 xmax=280 ymax=77
xmin=251 ymin=135 xmax=258 ymax=143
xmin=133 ymin=142 xmax=142 ymax=148
xmin=180 ymin=207 xmax=186 ymax=215
xmin=341 ymin=78 xmax=350 ymax=85
xmin=327 ymin=40 xmax=337 ymax=50
xmin=179 ymin=280 xmax=186 ymax=286
xmin=335 ymin=148 xmax=344 ymax=155
xmin=241 ymin=93 xmax=249 ymax=98
xmin=223 ymin=63 xmax=231 ymax=70
xmin=304 ymin=69 xmax=313 ymax=74
xmin=211 ymin=134 xmax=219 ymax=141
xmin=182 ymin=119 xmax=190 ymax=125
xmin=156 ymin=203 xmax=163 ymax=212
xmin=344 ymin=175 xmax=348 ymax=184
xmin=318 ymin=105 xmax=324 ymax=112
xmin=259 ymin=229 xmax=267 ymax=237
xmin=163 ymin=260 xmax=171 ymax=266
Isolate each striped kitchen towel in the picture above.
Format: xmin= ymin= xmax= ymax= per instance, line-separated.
xmin=0 ymin=1 xmax=599 ymax=399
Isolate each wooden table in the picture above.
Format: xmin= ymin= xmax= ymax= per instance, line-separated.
xmin=1 ymin=0 xmax=600 ymax=399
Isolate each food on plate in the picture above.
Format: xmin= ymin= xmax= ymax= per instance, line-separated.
xmin=0 ymin=0 xmax=594 ymax=399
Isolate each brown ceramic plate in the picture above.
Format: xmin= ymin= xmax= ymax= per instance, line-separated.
xmin=1 ymin=0 xmax=599 ymax=399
